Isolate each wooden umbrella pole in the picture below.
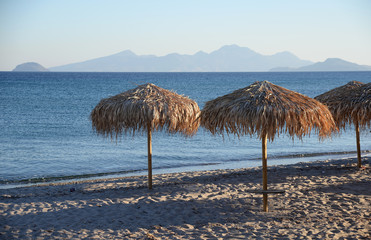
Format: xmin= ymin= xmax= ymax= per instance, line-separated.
xmin=262 ymin=133 xmax=268 ymax=212
xmin=147 ymin=122 xmax=153 ymax=189
xmin=355 ymin=121 xmax=362 ymax=168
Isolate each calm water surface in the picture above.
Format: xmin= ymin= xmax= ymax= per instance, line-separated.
xmin=0 ymin=72 xmax=370 ymax=187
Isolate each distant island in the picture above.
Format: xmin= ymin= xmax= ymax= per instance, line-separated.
xmin=270 ymin=58 xmax=371 ymax=72
xmin=14 ymin=45 xmax=371 ymax=72
xmin=13 ymin=62 xmax=49 ymax=72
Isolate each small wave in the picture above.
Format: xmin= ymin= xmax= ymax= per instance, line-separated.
xmin=0 ymin=169 xmax=142 ymax=185
xmin=0 ymin=150 xmax=369 ymax=188
xmin=0 ymin=162 xmax=220 ymax=186
xmin=261 ymin=150 xmax=370 ymax=160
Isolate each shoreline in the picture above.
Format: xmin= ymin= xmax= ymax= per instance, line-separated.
xmin=1 ymin=156 xmax=370 ymax=239
xmin=1 ymin=150 xmax=369 ymax=190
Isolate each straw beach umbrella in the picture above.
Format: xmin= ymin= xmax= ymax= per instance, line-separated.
xmin=201 ymin=81 xmax=337 ymax=212
xmin=315 ymin=81 xmax=370 ymax=168
xmin=91 ymin=83 xmax=200 ymax=189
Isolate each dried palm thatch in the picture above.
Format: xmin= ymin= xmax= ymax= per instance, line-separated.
xmin=201 ymin=80 xmax=337 ymax=141
xmin=201 ymin=81 xmax=337 ymax=212
xmin=346 ymin=82 xmax=371 ymax=129
xmin=91 ymin=83 xmax=200 ymax=138
xmin=315 ymin=81 xmax=365 ymax=129
xmin=315 ymin=81 xmax=370 ymax=168
xmin=91 ymin=83 xmax=200 ymax=189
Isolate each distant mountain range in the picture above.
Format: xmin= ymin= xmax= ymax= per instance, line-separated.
xmin=49 ymin=45 xmax=313 ymax=72
xmin=14 ymin=45 xmax=371 ymax=72
xmin=270 ymin=58 xmax=371 ymax=72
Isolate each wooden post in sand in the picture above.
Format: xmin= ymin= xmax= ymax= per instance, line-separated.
xmin=355 ymin=121 xmax=362 ymax=168
xmin=262 ymin=134 xmax=268 ymax=212
xmin=147 ymin=122 xmax=153 ymax=189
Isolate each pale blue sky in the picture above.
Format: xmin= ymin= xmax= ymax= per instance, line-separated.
xmin=1 ymin=0 xmax=370 ymax=70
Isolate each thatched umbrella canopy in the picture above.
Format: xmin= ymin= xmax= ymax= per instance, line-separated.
xmin=349 ymin=82 xmax=371 ymax=129
xmin=201 ymin=81 xmax=337 ymax=212
xmin=315 ymin=81 xmax=370 ymax=168
xmin=91 ymin=83 xmax=200 ymax=189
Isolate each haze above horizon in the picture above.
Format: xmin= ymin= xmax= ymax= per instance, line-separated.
xmin=1 ymin=0 xmax=370 ymax=71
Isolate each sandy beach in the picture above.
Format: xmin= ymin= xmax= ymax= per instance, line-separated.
xmin=1 ymin=156 xmax=370 ymax=239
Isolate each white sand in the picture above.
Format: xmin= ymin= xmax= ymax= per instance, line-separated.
xmin=1 ymin=156 xmax=370 ymax=239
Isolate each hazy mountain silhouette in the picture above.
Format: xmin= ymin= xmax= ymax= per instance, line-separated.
xmin=43 ymin=45 xmax=371 ymax=72
xmin=49 ymin=45 xmax=313 ymax=72
xmin=270 ymin=58 xmax=371 ymax=72
xmin=13 ymin=62 xmax=48 ymax=72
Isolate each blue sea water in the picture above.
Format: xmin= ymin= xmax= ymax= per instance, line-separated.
xmin=0 ymin=72 xmax=370 ymax=187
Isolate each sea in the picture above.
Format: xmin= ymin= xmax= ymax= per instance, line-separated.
xmin=0 ymin=71 xmax=370 ymax=188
